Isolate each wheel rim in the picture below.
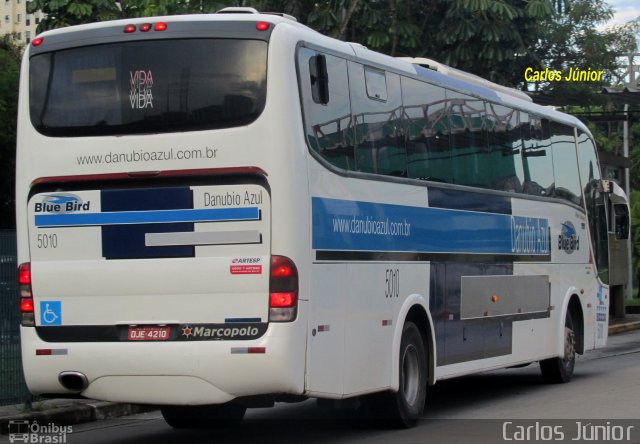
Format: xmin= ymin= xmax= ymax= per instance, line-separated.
xmin=402 ymin=344 xmax=420 ymax=406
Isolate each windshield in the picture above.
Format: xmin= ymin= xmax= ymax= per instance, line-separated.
xmin=29 ymin=39 xmax=267 ymax=136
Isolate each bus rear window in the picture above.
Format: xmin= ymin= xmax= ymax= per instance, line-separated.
xmin=29 ymin=39 xmax=267 ymax=136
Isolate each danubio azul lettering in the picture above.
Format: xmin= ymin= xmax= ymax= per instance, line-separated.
xmin=511 ymin=216 xmax=549 ymax=255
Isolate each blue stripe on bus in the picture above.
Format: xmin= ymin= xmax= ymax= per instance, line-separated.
xmin=312 ymin=197 xmax=549 ymax=255
xmin=34 ymin=207 xmax=260 ymax=227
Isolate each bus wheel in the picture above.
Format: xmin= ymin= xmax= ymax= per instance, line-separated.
xmin=540 ymin=313 xmax=576 ymax=383
xmin=366 ymin=321 xmax=427 ymax=428
xmin=161 ymin=403 xmax=246 ymax=429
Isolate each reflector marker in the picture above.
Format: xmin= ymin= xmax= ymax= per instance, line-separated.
xmin=231 ymin=347 xmax=266 ymax=354
xmin=36 ymin=349 xmax=68 ymax=356
xmin=317 ymin=325 xmax=330 ymax=332
xmin=382 ymin=319 xmax=392 ymax=326
xmin=35 ymin=207 xmax=259 ymax=227
xmin=225 ymin=317 xmax=262 ymax=323
xmin=145 ymin=230 xmax=261 ymax=247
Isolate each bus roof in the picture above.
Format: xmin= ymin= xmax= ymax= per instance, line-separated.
xmin=30 ymin=11 xmax=591 ymax=137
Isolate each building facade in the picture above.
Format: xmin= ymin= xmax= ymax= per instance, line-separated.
xmin=0 ymin=0 xmax=40 ymax=45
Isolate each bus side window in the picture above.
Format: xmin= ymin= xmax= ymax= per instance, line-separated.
xmin=550 ymin=122 xmax=581 ymax=205
xmin=298 ymin=48 xmax=354 ymax=170
xmin=309 ymin=55 xmax=329 ymax=105
xmin=448 ymin=91 xmax=488 ymax=188
xmin=486 ymin=104 xmax=525 ymax=193
xmin=402 ymin=77 xmax=451 ymax=183
xmin=577 ymin=131 xmax=609 ymax=283
xmin=350 ymin=63 xmax=405 ymax=177
xmin=522 ymin=115 xmax=555 ymax=197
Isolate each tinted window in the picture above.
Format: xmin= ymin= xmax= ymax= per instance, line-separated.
xmin=448 ymin=92 xmax=488 ymax=187
xmin=298 ymin=48 xmax=354 ymax=170
xmin=486 ymin=104 xmax=525 ymax=193
xmin=30 ymin=39 xmax=267 ymax=136
xmin=522 ymin=115 xmax=554 ymax=196
xmin=577 ymin=131 xmax=608 ymax=282
xmin=350 ymin=62 xmax=404 ymax=176
xmin=550 ymin=122 xmax=581 ymax=205
xmin=402 ymin=77 xmax=451 ymax=183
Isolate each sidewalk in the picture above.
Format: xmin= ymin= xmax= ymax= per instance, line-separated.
xmin=2 ymin=316 xmax=640 ymax=435
xmin=0 ymin=399 xmax=153 ymax=434
xmin=608 ymin=313 xmax=640 ymax=334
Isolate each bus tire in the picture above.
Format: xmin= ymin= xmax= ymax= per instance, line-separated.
xmin=161 ymin=403 xmax=246 ymax=429
xmin=366 ymin=321 xmax=427 ymax=428
xmin=540 ymin=312 xmax=576 ymax=383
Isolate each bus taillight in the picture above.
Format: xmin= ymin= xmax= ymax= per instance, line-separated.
xmin=18 ymin=262 xmax=35 ymax=326
xmin=269 ymin=256 xmax=298 ymax=322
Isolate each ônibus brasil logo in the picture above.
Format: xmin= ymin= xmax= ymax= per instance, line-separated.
xmin=558 ymin=221 xmax=580 ymax=254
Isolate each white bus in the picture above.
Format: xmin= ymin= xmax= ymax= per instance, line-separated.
xmin=16 ymin=8 xmax=630 ymax=428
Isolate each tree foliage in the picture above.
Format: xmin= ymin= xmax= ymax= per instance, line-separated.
xmin=527 ymin=0 xmax=639 ymax=96
xmin=0 ymin=36 xmax=21 ymax=228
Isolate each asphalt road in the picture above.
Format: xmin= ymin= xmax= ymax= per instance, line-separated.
xmin=25 ymin=330 xmax=640 ymax=443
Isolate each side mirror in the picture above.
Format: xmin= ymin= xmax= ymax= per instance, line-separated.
xmin=309 ymin=54 xmax=329 ymax=105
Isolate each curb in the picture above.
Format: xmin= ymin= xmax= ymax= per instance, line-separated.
xmin=609 ymin=321 xmax=640 ymax=335
xmin=0 ymin=402 xmax=154 ymax=435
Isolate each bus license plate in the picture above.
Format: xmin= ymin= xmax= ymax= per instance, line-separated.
xmin=128 ymin=326 xmax=170 ymax=341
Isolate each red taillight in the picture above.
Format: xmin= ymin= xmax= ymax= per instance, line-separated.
xmin=32 ymin=37 xmax=43 ymax=46
xmin=18 ymin=262 xmax=35 ymax=326
xmin=154 ymin=22 xmax=167 ymax=31
xmin=124 ymin=24 xmax=136 ymax=33
xmin=269 ymin=256 xmax=298 ymax=322
xmin=18 ymin=262 xmax=31 ymax=285
xmin=21 ymin=298 xmax=34 ymax=313
xmin=272 ymin=264 xmax=293 ymax=278
xmin=270 ymin=292 xmax=295 ymax=308
xmin=139 ymin=23 xmax=151 ymax=32
xmin=256 ymin=22 xmax=270 ymax=31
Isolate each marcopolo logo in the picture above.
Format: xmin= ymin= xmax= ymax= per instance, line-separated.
xmin=34 ymin=194 xmax=90 ymax=214
xmin=558 ymin=221 xmax=580 ymax=254
xmin=179 ymin=324 xmax=263 ymax=341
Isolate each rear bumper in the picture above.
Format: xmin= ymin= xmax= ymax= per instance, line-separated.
xmin=21 ymin=321 xmax=306 ymax=405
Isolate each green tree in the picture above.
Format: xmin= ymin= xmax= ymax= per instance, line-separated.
xmin=27 ymin=0 xmax=121 ymax=32
xmin=527 ymin=0 xmax=638 ymax=98
xmin=0 ymin=35 xmax=21 ymax=228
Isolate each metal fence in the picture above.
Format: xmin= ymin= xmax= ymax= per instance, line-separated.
xmin=0 ymin=229 xmax=32 ymax=406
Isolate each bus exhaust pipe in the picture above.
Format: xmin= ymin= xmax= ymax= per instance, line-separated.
xmin=58 ymin=371 xmax=88 ymax=392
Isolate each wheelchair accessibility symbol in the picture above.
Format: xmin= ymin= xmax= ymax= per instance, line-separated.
xmin=40 ymin=301 xmax=62 ymax=326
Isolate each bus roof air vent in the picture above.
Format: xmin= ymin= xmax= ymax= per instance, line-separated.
xmin=263 ymin=12 xmax=297 ymax=22
xmin=216 ymin=7 xmax=297 ymax=22
xmin=217 ymin=7 xmax=260 ymax=14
